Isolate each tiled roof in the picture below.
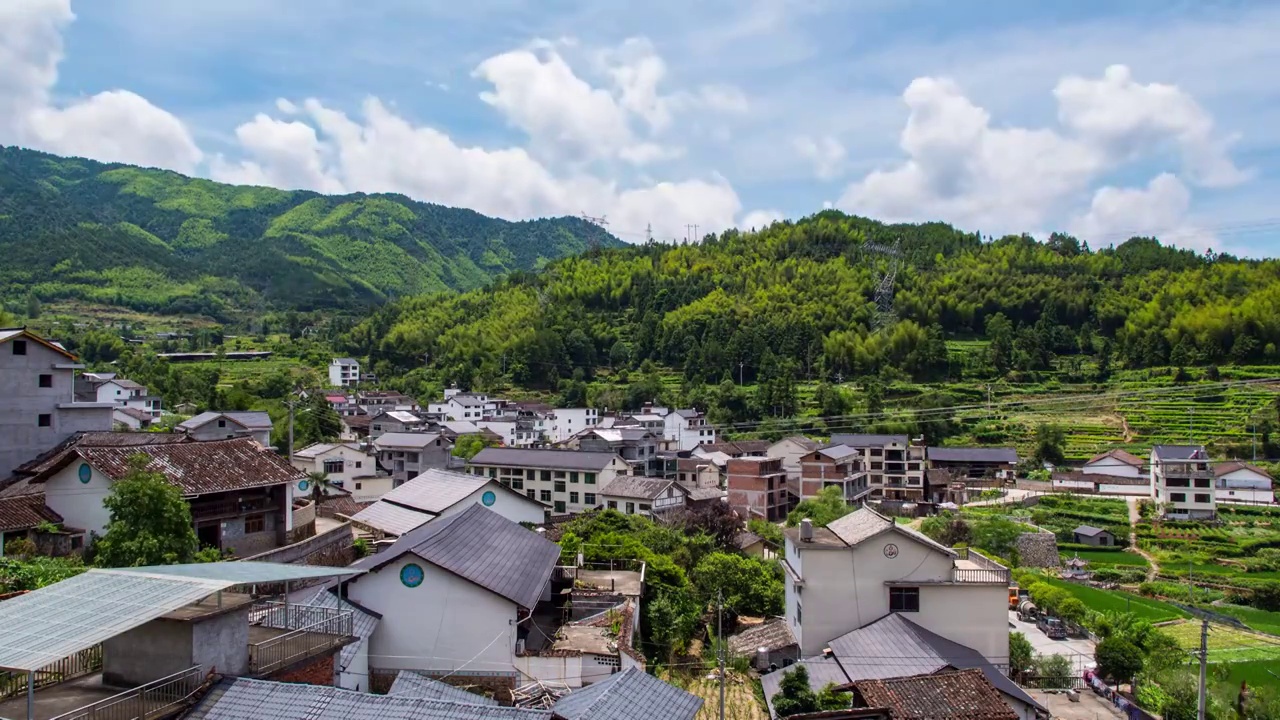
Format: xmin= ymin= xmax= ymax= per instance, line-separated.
xmin=1152 ymin=445 xmax=1208 ymax=460
xmin=733 ymin=531 xmax=764 ymax=550
xmin=11 ymin=431 xmax=190 ymax=477
xmin=316 ymin=494 xmax=369 ymax=520
xmin=599 ymin=476 xmax=674 ymax=501
xmin=1086 ymin=449 xmax=1146 ymax=468
xmin=1073 ymin=525 xmax=1109 ymax=537
xmin=470 ymin=448 xmax=620 ymax=471
xmin=350 ymin=501 xmax=434 ymax=536
xmin=777 ymin=436 xmax=822 ymax=452
xmin=927 ymin=447 xmax=1018 ymax=464
xmin=377 ymin=468 xmax=541 ymax=516
xmin=817 ymin=444 xmax=859 ymax=461
xmin=684 ymin=486 xmax=726 ymax=502
xmin=293 ymin=442 xmax=365 ymax=459
xmin=551 ymin=667 xmax=702 ymax=720
xmin=342 ymin=414 xmax=373 ymax=430
xmin=830 ymin=434 xmax=909 ymax=447
xmin=696 ymin=440 xmax=771 ymax=456
xmin=179 ymin=411 xmax=273 ymax=431
xmin=186 ymin=677 xmax=548 ymax=720
xmin=825 ymin=508 xmax=893 ymax=546
xmin=0 ymin=328 xmax=77 ymax=360
xmin=373 ymin=432 xmax=445 ymax=450
xmin=827 ymin=614 xmax=1044 ymax=713
xmin=30 ymin=437 xmax=303 ymax=496
xmin=852 ymin=669 xmax=1018 ymax=720
xmin=352 ymin=504 xmax=558 ymax=609
xmin=387 ymin=671 xmax=498 ymax=706
xmin=727 ymin=617 xmax=797 ymax=655
xmin=1215 ymin=461 xmax=1273 ymax=479
xmin=0 ymin=496 xmax=62 ymax=533
xmin=111 ymin=378 xmax=145 ymax=390
xmin=332 ymin=358 xmax=359 ymax=365
xmin=113 ymin=407 xmax=153 ymax=422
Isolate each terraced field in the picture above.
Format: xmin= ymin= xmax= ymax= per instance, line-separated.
xmin=1163 ymin=620 xmax=1280 ymax=663
xmin=1038 ymin=577 xmax=1190 ymax=622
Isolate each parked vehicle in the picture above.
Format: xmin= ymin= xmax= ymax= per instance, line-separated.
xmin=1037 ymin=615 xmax=1067 ymax=639
xmin=1008 ymin=584 xmax=1020 ymax=609
xmin=1017 ymin=600 xmax=1038 ymax=622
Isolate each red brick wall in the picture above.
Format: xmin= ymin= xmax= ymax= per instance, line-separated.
xmin=269 ymin=652 xmax=335 ymax=686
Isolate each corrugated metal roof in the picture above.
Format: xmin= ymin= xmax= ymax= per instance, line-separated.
xmin=290 ymin=587 xmax=380 ymax=676
xmin=350 ymin=501 xmax=434 ymax=536
xmin=470 ymin=448 xmax=620 ymax=471
xmin=551 ymin=667 xmax=702 ymax=720
xmin=1152 ymin=445 xmax=1207 ymax=460
xmin=1086 ymin=449 xmax=1145 ymax=468
xmin=0 ymin=569 xmax=228 ymax=671
xmin=387 ymin=671 xmax=498 ymax=705
xmin=187 ymin=677 xmax=549 ymax=720
xmin=114 ymin=561 xmax=364 ymax=584
xmin=352 ymin=504 xmax=558 ymax=609
xmin=927 ymin=447 xmax=1019 ymax=464
xmin=36 ymin=437 xmax=304 ymax=496
xmin=760 ymin=657 xmax=851 ymax=717
xmin=829 ymin=614 xmax=1045 ymax=713
xmin=1073 ymin=525 xmax=1108 ymax=537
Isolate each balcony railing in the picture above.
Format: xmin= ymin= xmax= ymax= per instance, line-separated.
xmin=952 ymin=548 xmax=1011 ymax=584
xmin=0 ymin=645 xmax=102 ymax=701
xmin=48 ymin=666 xmax=205 ymax=720
xmin=249 ymin=601 xmax=353 ymax=676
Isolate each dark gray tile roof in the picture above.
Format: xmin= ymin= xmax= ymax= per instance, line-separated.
xmin=830 ymin=434 xmax=909 ymax=447
xmin=828 ymin=614 xmax=1045 ymax=713
xmin=470 ymin=448 xmax=620 ymax=471
xmin=1152 ymin=445 xmax=1208 ymax=460
xmin=380 ymin=468 xmax=539 ymax=515
xmin=186 ymin=677 xmax=548 ymax=720
xmin=1072 ymin=525 xmax=1108 ymax=537
xmin=179 ymin=411 xmax=273 ymax=431
xmin=825 ymin=508 xmax=892 ymax=546
xmin=352 ymin=504 xmax=559 ymax=609
xmin=387 ymin=672 xmax=499 ymax=706
xmin=599 ymin=476 xmax=674 ymax=501
xmin=727 ymin=617 xmax=797 ymax=655
xmin=552 ymin=668 xmax=703 ymax=720
xmin=760 ymin=657 xmax=851 ymax=717
xmin=927 ymin=447 xmax=1018 ymax=464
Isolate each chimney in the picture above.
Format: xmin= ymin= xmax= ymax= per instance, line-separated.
xmin=799 ymin=518 xmax=814 ymax=542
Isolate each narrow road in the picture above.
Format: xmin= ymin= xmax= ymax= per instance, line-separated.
xmin=1126 ymin=497 xmax=1160 ymax=581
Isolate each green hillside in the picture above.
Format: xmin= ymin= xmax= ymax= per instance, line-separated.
xmin=0 ymin=146 xmax=620 ymax=320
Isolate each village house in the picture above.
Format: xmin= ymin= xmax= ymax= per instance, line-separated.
xmin=339 ymin=412 xmax=372 ymax=441
xmin=74 ymin=372 xmax=163 ymax=419
xmin=1151 ymin=445 xmax=1216 ymax=519
xmin=355 ymin=389 xmax=420 ymax=414
xmin=1215 ymin=461 xmax=1276 ymax=504
xmin=373 ymin=432 xmax=455 ymax=486
xmin=926 ymin=446 xmax=1017 ymax=481
xmin=0 ymin=328 xmax=114 ymax=481
xmin=570 ymin=427 xmax=661 ymax=476
xmin=177 ymin=410 xmax=274 ymax=447
xmin=796 ymin=444 xmax=870 ymax=503
xmin=1083 ymin=448 xmax=1146 ymax=477
xmin=368 ymin=409 xmax=427 ymax=439
xmin=663 ymin=408 xmax=717 ymax=451
xmin=546 ymin=406 xmax=600 ymax=443
xmin=468 ymin=447 xmax=630 ymax=515
xmin=597 ymin=475 xmax=688 ymax=516
xmin=831 ymin=434 xmax=928 ymax=499
xmin=17 ymin=434 xmax=306 ymax=555
xmin=290 ymin=442 xmax=389 ymax=502
xmin=1072 ymin=525 xmax=1116 ymax=546
xmin=727 ymin=456 xmax=791 ymax=521
xmin=769 ymin=435 xmax=823 ymax=487
xmin=328 ymin=357 xmax=360 ymax=387
xmin=112 ymin=406 xmax=159 ymax=430
xmin=477 ymin=416 xmax=544 ymax=447
xmin=350 ymin=467 xmax=546 ymax=538
xmin=0 ymin=494 xmax=68 ymax=557
xmin=695 ymin=439 xmax=772 ymax=458
xmin=848 ymin=669 xmax=1024 ymax=720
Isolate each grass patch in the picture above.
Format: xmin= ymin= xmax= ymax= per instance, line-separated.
xmin=1163 ymin=620 xmax=1280 ymax=663
xmin=1039 ymin=577 xmax=1189 ymax=622
xmin=1211 ymin=604 xmax=1280 ymax=636
xmin=662 ymin=672 xmax=768 ymax=720
xmin=1060 ymin=550 xmax=1149 ymax=567
xmin=1216 ymin=659 xmax=1280 ymax=688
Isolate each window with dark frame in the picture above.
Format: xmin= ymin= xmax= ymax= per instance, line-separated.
xmin=37 ymin=414 xmax=51 ymax=427
xmin=12 ymin=340 xmax=27 ymax=355
xmin=38 ymin=374 xmax=53 ymax=388
xmin=245 ymin=515 xmax=266 ymax=534
xmin=889 ymin=587 xmax=920 ymax=612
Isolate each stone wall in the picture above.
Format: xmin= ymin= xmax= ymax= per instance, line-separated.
xmin=1016 ymin=532 xmax=1060 ymax=568
xmin=244 ymin=521 xmax=354 ymax=568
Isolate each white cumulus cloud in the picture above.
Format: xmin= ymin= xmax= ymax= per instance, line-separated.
xmin=1069 ymin=173 xmax=1215 ymax=251
xmin=793 ymin=135 xmax=847 ymax=180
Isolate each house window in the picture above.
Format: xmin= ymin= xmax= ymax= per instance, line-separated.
xmin=570 ymin=492 xmax=579 ymax=504
xmin=890 ymin=587 xmax=920 ymax=612
xmin=245 ymin=515 xmax=266 ymax=534
xmin=1194 ymin=493 xmax=1211 ymax=504
xmin=323 ymin=460 xmax=344 ymax=474
xmin=584 ymin=493 xmax=596 ymax=505
xmin=795 ymin=601 xmax=802 ymax=626
xmin=372 ymin=424 xmax=382 ymax=432
xmin=1171 ymin=492 xmax=1187 ymax=503
xmin=512 ymin=477 xmax=524 ymax=490
xmin=626 ymin=502 xmax=635 ymax=514
xmin=585 ymin=473 xmax=596 ymax=485
xmin=218 ymin=419 xmax=227 ymax=428
xmin=38 ymin=374 xmax=52 ymax=388
xmin=527 ymin=490 xmax=536 ymax=499
xmin=608 ymin=500 xmax=618 ymax=509
xmin=554 ymin=481 xmax=566 ymax=493
xmin=540 ymin=490 xmax=552 ymax=502
xmin=355 ymin=461 xmax=362 ymax=469
xmin=37 ymin=414 xmax=51 ymax=427
xmin=488 ymin=467 xmax=497 ymax=478
xmin=570 ymin=472 xmax=579 ymax=483
xmin=554 ymin=501 xmax=566 ymax=513
xmin=639 ymin=504 xmax=651 ymax=512
xmin=355 ymin=482 xmax=363 ymax=490
xmin=12 ymin=339 xmax=28 ymax=355
xmin=541 ymin=470 xmax=552 ymax=482
xmin=528 ymin=469 xmax=537 ymax=481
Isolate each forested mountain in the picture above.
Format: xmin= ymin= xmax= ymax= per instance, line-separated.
xmin=0 ymin=146 xmax=620 ymax=320
xmin=346 ymin=211 xmax=1280 ymax=392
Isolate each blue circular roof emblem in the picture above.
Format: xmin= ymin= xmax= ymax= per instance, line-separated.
xmin=400 ymin=563 xmax=424 ymax=588
xmin=78 ymin=463 xmax=92 ymax=484
xmin=298 ymin=479 xmax=310 ymax=492
xmin=482 ymin=490 xmax=496 ymax=506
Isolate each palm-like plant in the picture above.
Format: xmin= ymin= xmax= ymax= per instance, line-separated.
xmin=305 ymin=471 xmax=341 ymax=505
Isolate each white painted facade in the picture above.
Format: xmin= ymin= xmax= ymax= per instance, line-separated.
xmin=290 ymin=444 xmax=377 ymax=487
xmin=548 ymin=408 xmax=599 ymax=443
xmin=783 ymin=530 xmax=1008 ymax=664
xmin=329 ymin=359 xmax=360 ymax=388
xmin=1097 ymin=481 xmax=1152 ymax=496
xmin=1081 ymin=457 xmax=1143 ymax=478
xmin=476 ymin=420 xmax=542 ymax=447
xmin=347 ymin=553 xmax=526 ymax=676
xmin=768 ymin=437 xmax=818 ymax=481
xmin=663 ymin=411 xmax=716 ymax=451
xmin=1151 ymin=448 xmax=1216 ymax=519
xmin=435 ymin=482 xmax=548 ymax=525
xmin=468 ymin=455 xmax=629 ymax=515
xmin=43 ymin=458 xmax=114 ymax=536
xmin=1216 ymin=466 xmax=1275 ymax=504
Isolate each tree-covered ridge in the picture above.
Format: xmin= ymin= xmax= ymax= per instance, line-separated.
xmin=0 ymin=146 xmax=620 ymax=320
xmin=348 ymin=211 xmax=1280 ymax=390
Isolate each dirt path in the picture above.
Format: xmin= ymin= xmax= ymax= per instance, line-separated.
xmin=1127 ymin=497 xmax=1160 ymax=581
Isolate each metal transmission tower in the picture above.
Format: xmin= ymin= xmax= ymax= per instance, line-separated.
xmin=863 ymin=239 xmax=903 ymax=329
xmin=580 ymin=213 xmax=609 ymax=252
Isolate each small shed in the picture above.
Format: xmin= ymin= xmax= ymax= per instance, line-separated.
xmin=1072 ymin=525 xmax=1115 ymax=547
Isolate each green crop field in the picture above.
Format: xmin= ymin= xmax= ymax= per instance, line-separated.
xmin=1164 ymin=621 xmax=1280 ymax=663
xmin=1211 ymin=605 xmax=1280 ymax=636
xmin=1040 ymin=578 xmax=1189 ymax=622
xmin=1217 ymin=659 xmax=1280 ymax=689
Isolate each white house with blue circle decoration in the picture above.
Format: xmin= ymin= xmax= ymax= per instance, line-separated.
xmin=349 ymin=468 xmax=545 ymax=538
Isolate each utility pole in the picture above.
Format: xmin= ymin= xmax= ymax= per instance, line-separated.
xmin=739 ymin=361 xmax=745 ymax=386
xmin=286 ymin=399 xmax=297 ymax=464
xmin=1198 ymin=619 xmax=1209 ymax=720
xmin=718 ymin=588 xmax=725 ymax=720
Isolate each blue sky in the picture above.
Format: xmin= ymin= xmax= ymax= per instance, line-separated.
xmin=2 ymin=0 xmax=1278 ymax=256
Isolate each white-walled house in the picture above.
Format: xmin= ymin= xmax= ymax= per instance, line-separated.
xmin=1151 ymin=445 xmax=1216 ymax=519
xmin=290 ymin=442 xmax=388 ymax=502
xmin=329 ymin=358 xmax=360 ymax=388
xmin=1082 ymin=449 xmax=1145 ymax=477
xmin=467 ymin=448 xmax=630 ymax=515
xmin=76 ymin=374 xmax=163 ymax=419
xmin=177 ymin=411 xmax=273 ymax=447
xmin=1215 ymin=462 xmax=1275 ymax=504
xmin=782 ymin=507 xmax=1010 ymax=663
xmin=597 ymin=476 xmax=688 ymax=516
xmin=549 ymin=408 xmax=599 ymax=443
xmin=344 ymin=505 xmax=560 ymax=687
xmin=768 ymin=436 xmax=822 ymax=483
xmin=663 ymin=409 xmax=716 ymax=451
xmin=350 ymin=467 xmax=547 ymax=537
